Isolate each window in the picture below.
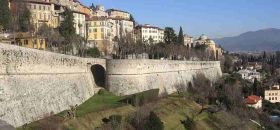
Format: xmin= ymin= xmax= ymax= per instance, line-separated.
xmin=48 ymin=6 xmax=50 ymax=10
xmin=101 ymin=28 xmax=104 ymax=32
xmin=40 ymin=40 xmax=43 ymax=45
xmin=94 ymin=34 xmax=97 ymax=39
xmin=276 ymin=97 xmax=278 ymax=100
xmin=43 ymin=6 xmax=45 ymax=10
xmin=272 ymin=97 xmax=274 ymax=100
xmin=269 ymin=97 xmax=271 ymax=100
xmin=94 ymin=29 xmax=97 ymax=32
xmin=39 ymin=5 xmax=41 ymax=10
xmin=34 ymin=5 xmax=36 ymax=9
xmin=89 ymin=29 xmax=92 ymax=33
xmin=24 ymin=40 xmax=28 ymax=45
xmin=269 ymin=93 xmax=271 ymax=96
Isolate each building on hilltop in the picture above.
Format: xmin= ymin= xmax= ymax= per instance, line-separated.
xmin=183 ymin=34 xmax=193 ymax=48
xmin=245 ymin=95 xmax=262 ymax=109
xmin=4 ymin=32 xmax=46 ymax=50
xmin=9 ymin=0 xmax=91 ymax=37
xmin=92 ymin=5 xmax=108 ymax=17
xmin=86 ymin=5 xmax=135 ymax=55
xmin=106 ymin=9 xmax=131 ymax=20
xmin=192 ymin=34 xmax=222 ymax=59
xmin=87 ymin=16 xmax=114 ymax=55
xmin=134 ymin=24 xmax=164 ymax=44
xmin=109 ymin=18 xmax=134 ymax=40
xmin=265 ymin=85 xmax=280 ymax=103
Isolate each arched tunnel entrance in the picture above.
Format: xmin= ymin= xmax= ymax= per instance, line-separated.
xmin=90 ymin=64 xmax=106 ymax=88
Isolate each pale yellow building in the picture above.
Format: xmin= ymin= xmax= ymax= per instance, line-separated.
xmin=194 ymin=34 xmax=222 ymax=59
xmin=7 ymin=33 xmax=47 ymax=50
xmin=106 ymin=9 xmax=130 ymax=20
xmin=265 ymin=85 xmax=280 ymax=103
xmin=87 ymin=16 xmax=113 ymax=54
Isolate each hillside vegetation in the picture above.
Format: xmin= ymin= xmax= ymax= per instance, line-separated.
xmin=18 ymin=89 xmax=260 ymax=130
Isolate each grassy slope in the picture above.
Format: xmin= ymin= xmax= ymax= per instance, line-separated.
xmin=18 ymin=92 xmax=260 ymax=130
xmin=154 ymin=95 xmax=260 ymax=130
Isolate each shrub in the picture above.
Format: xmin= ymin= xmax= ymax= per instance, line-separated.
xmin=144 ymin=112 xmax=164 ymax=130
xmin=181 ymin=116 xmax=193 ymax=130
xmin=109 ymin=115 xmax=122 ymax=128
xmin=97 ymin=89 xmax=107 ymax=95
xmin=86 ymin=47 xmax=100 ymax=58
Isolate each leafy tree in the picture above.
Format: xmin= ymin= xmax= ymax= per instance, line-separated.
xmin=0 ymin=0 xmax=11 ymax=30
xmin=37 ymin=23 xmax=64 ymax=50
xmin=177 ymin=26 xmax=184 ymax=45
xmin=164 ymin=27 xmax=177 ymax=44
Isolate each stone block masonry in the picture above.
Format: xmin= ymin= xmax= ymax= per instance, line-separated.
xmin=0 ymin=43 xmax=106 ymax=127
xmin=0 ymin=43 xmax=222 ymax=127
xmin=106 ymin=59 xmax=222 ymax=96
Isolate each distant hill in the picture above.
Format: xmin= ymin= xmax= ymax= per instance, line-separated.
xmin=214 ymin=28 xmax=280 ymax=52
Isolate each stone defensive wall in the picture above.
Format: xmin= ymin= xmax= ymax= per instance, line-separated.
xmin=0 ymin=43 xmax=222 ymax=127
xmin=0 ymin=43 xmax=106 ymax=127
xmin=106 ymin=60 xmax=222 ymax=96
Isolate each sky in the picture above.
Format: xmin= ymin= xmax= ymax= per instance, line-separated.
xmin=80 ymin=0 xmax=280 ymax=38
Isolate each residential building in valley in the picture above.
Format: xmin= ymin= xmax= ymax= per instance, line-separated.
xmin=265 ymin=85 xmax=280 ymax=103
xmin=135 ymin=24 xmax=164 ymax=44
xmin=245 ymin=95 xmax=262 ymax=109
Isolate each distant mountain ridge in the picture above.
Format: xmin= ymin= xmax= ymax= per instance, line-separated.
xmin=214 ymin=28 xmax=280 ymax=52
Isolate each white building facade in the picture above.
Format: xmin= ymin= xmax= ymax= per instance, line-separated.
xmin=135 ymin=24 xmax=164 ymax=44
xmin=265 ymin=85 xmax=280 ymax=103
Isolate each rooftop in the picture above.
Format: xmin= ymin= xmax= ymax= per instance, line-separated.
xmin=106 ymin=9 xmax=130 ymax=14
xmin=245 ymin=95 xmax=261 ymax=104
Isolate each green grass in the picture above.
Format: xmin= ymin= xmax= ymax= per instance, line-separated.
xmin=75 ymin=90 xmax=124 ymax=117
xmin=57 ymin=90 xmax=124 ymax=117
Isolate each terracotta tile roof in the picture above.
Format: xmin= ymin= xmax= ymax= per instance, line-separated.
xmin=245 ymin=95 xmax=261 ymax=104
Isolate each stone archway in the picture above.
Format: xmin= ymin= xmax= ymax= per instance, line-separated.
xmin=90 ymin=64 xmax=106 ymax=88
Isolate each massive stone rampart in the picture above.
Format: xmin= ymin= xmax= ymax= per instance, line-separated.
xmin=0 ymin=43 xmax=106 ymax=127
xmin=0 ymin=43 xmax=222 ymax=127
xmin=106 ymin=60 xmax=222 ymax=96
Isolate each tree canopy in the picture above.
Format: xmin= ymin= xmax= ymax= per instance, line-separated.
xmin=0 ymin=0 xmax=11 ymax=30
xmin=164 ymin=27 xmax=177 ymax=44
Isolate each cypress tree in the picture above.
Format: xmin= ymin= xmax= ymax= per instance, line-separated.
xmin=59 ymin=8 xmax=75 ymax=39
xmin=0 ymin=0 xmax=11 ymax=30
xmin=178 ymin=26 xmax=184 ymax=45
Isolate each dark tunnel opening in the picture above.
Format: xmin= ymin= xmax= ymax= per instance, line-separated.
xmin=90 ymin=64 xmax=106 ymax=88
